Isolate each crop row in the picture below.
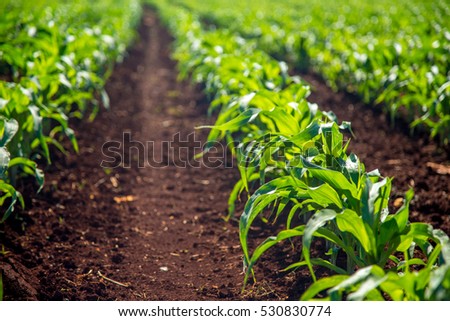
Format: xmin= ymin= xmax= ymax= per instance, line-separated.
xmin=0 ymin=0 xmax=141 ymax=222
xmin=149 ymin=0 xmax=450 ymax=300
xmin=170 ymin=0 xmax=450 ymax=145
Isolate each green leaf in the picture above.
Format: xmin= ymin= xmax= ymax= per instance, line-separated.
xmin=58 ymin=73 xmax=72 ymax=88
xmin=347 ymin=276 xmax=387 ymax=301
xmin=228 ymin=179 xmax=244 ymax=219
xmin=303 ymin=209 xmax=338 ymax=281
xmin=0 ymin=181 xmax=24 ymax=223
xmin=289 ymin=122 xmax=320 ymax=147
xmin=426 ymin=265 xmax=450 ymax=300
xmin=0 ymin=117 xmax=19 ymax=147
xmin=378 ymin=189 xmax=414 ymax=253
xmin=283 ymin=258 xmax=347 ymax=275
xmin=336 ymin=209 xmax=374 ymax=258
xmin=244 ymin=226 xmax=306 ymax=286
xmin=8 ymin=157 xmax=44 ymax=192
xmin=301 ymin=275 xmax=349 ymax=301
xmin=240 ymin=176 xmax=301 ymax=263
xmin=361 ymin=176 xmax=391 ymax=228
xmin=379 ymin=276 xmax=405 ymax=301
xmin=64 ymin=128 xmax=79 ymax=154
xmin=320 ymin=122 xmax=343 ymax=157
xmin=263 ymin=108 xmax=300 ymax=135
xmin=393 ymin=189 xmax=413 ymax=233
xmin=402 ymin=223 xmax=450 ymax=263
xmin=301 ymin=157 xmax=358 ymax=200
xmin=397 ymin=258 xmax=426 ymax=271
xmin=307 ymin=183 xmax=343 ymax=208
xmin=345 ymin=153 xmax=364 ymax=186
xmin=0 ymin=147 xmax=10 ymax=179
xmin=432 ymin=229 xmax=450 ymax=264
xmin=101 ymin=89 xmax=110 ymax=109
xmin=197 ymin=108 xmax=261 ymax=132
xmin=286 ymin=203 xmax=302 ymax=229
xmin=426 ymin=244 xmax=442 ymax=268
xmin=28 ymin=106 xmax=50 ymax=163
xmin=329 ymin=265 xmax=385 ymax=300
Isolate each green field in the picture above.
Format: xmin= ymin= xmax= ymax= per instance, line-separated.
xmin=169 ymin=0 xmax=450 ymax=144
xmin=1 ymin=0 xmax=449 ymax=301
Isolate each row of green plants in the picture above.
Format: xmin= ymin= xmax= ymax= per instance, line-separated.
xmin=0 ymin=0 xmax=141 ymax=222
xmin=170 ymin=0 xmax=450 ymax=145
xmin=148 ymin=0 xmax=450 ymax=300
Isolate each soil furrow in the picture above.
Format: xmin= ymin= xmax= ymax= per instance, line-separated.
xmin=1 ymin=10 xmax=448 ymax=301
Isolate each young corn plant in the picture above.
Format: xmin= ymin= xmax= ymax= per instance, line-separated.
xmin=301 ymin=225 xmax=450 ymax=300
xmin=0 ymin=115 xmax=24 ymax=222
xmin=238 ymin=123 xmax=364 ymax=282
xmin=239 ymin=124 xmax=450 ymax=299
xmin=198 ymin=86 xmax=336 ymax=221
xmin=0 ymin=0 xmax=141 ymax=221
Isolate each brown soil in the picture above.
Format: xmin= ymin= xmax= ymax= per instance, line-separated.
xmin=0 ymin=10 xmax=449 ymax=301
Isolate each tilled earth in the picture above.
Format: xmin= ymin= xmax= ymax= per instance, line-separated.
xmin=1 ymin=10 xmax=448 ymax=301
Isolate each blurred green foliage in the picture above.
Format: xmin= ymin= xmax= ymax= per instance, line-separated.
xmin=0 ymin=0 xmax=141 ymax=222
xmin=171 ymin=0 xmax=450 ymax=144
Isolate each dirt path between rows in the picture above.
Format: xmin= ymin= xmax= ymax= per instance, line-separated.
xmin=1 ymin=10 xmax=293 ymax=301
xmin=1 ymin=10 xmax=449 ymax=301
